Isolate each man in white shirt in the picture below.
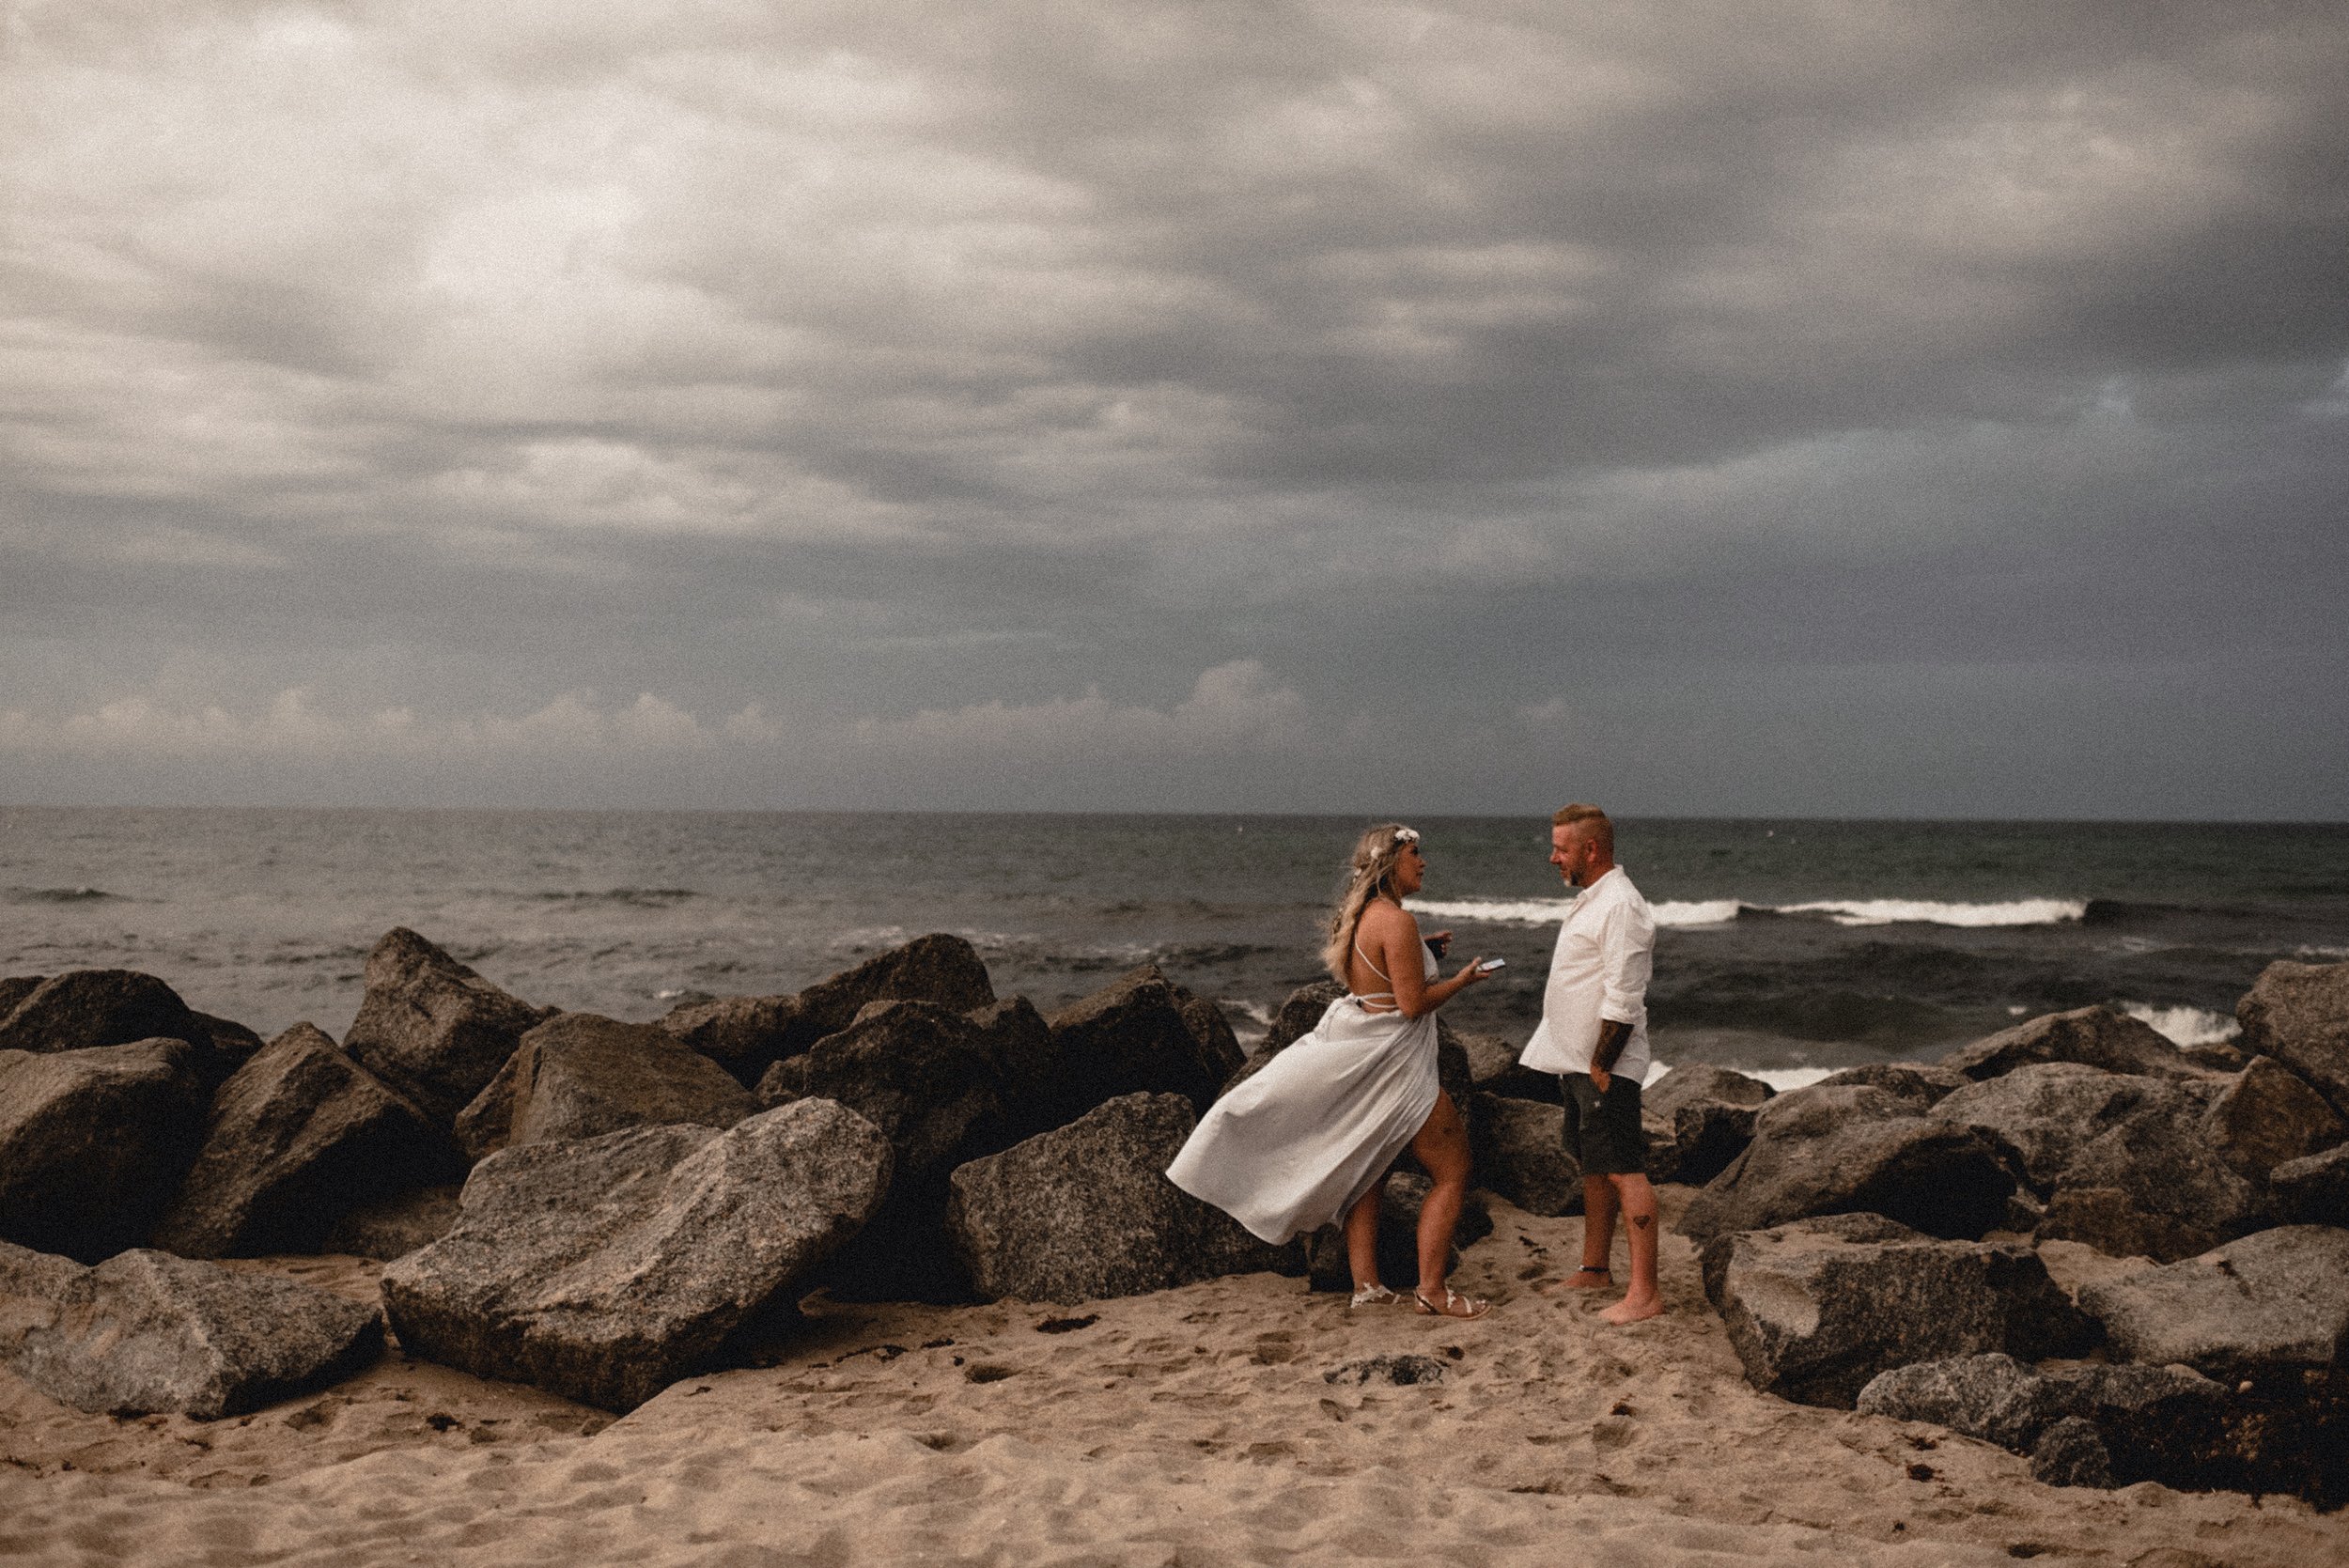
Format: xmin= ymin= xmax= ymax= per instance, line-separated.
xmin=1519 ymin=803 xmax=1663 ymax=1324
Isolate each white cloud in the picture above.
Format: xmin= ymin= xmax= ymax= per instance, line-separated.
xmin=0 ymin=663 xmax=1308 ymax=770
xmin=852 ymin=660 xmax=1306 ymax=760
xmin=0 ymin=687 xmax=719 ymax=761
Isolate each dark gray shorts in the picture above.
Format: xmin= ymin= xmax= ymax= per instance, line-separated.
xmin=1562 ymin=1073 xmax=1646 ymax=1176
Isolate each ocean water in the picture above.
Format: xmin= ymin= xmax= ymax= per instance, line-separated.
xmin=3 ymin=809 xmax=2344 ymax=1079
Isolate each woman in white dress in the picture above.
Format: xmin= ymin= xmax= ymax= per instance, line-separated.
xmin=1166 ymin=823 xmax=1495 ymax=1318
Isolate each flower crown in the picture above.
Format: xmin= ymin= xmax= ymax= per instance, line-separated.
xmin=1393 ymin=827 xmax=1420 ymax=846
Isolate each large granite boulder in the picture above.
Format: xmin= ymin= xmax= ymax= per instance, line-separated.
xmin=1429 ymin=1020 xmax=1476 ymax=1119
xmin=1304 ymin=1172 xmax=1491 ymax=1292
xmin=1456 ymin=1028 xmax=1559 ymax=1103
xmin=2028 ymin=1416 xmax=2117 ymax=1488
xmin=1647 ymin=1063 xmax=1773 ymax=1120
xmin=0 ymin=1240 xmax=86 ymax=1357
xmin=783 ymin=1000 xmax=1012 ymax=1301
xmin=789 ymin=1001 xmax=1003 ymax=1177
xmin=1259 ymin=980 xmax=1345 ymax=1057
xmin=1226 ymin=978 xmax=1346 ymax=1093
xmin=794 ymin=933 xmax=997 ymax=1048
xmin=5 ymin=1246 xmax=381 ymax=1420
xmin=0 ymin=970 xmax=205 ymax=1057
xmin=150 ymin=1023 xmax=454 ymax=1258
xmin=1677 ymin=1085 xmax=2016 ymax=1246
xmin=454 ymin=1012 xmax=754 ymax=1161
xmin=322 ymin=1183 xmax=462 ymax=1261
xmin=1046 ymin=966 xmax=1242 ymax=1120
xmin=342 ymin=928 xmax=549 ymax=1124
xmin=381 ymin=1099 xmax=894 ymax=1411
xmin=2270 ymin=1142 xmax=2349 ymax=1226
xmin=968 ymin=996 xmax=1060 ymax=1139
xmin=1470 ymin=1092 xmax=1581 ymax=1216
xmin=2236 ymin=958 xmax=2349 ymax=1117
xmin=0 ymin=970 xmax=257 ymax=1093
xmin=663 ymin=934 xmax=998 ymax=1088
xmin=1812 ymin=1062 xmax=1968 ymax=1109
xmin=1942 ymin=1005 xmax=2212 ymax=1084
xmin=2037 ymin=1106 xmax=2266 ymax=1262
xmin=1928 ymin=1063 xmax=2192 ymax=1192
xmin=1643 ymin=1065 xmax=1773 ymax=1186
xmin=753 ymin=1054 xmax=810 ymax=1105
xmin=656 ymin=993 xmax=800 ymax=1083
xmin=946 ymin=1092 xmax=1302 ymax=1304
xmin=2034 ymin=1365 xmax=2241 ymax=1491
xmin=1180 ymin=992 xmax=1244 ymax=1080
xmin=1857 ymin=1354 xmax=2259 ymax=1494
xmin=0 ymin=975 xmax=42 ymax=1018
xmin=2077 ymin=1224 xmax=2349 ymax=1379
xmin=191 ymin=1010 xmax=265 ymax=1058
xmin=1701 ymin=1213 xmax=2092 ymax=1407
xmin=0 ymin=1039 xmax=208 ymax=1262
xmin=2201 ymin=1055 xmax=2346 ymax=1180
xmin=1858 ymin=1352 xmax=2078 ymax=1451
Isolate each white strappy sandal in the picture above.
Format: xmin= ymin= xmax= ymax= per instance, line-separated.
xmin=1349 ymin=1283 xmax=1401 ymax=1308
xmin=1413 ymin=1286 xmax=1490 ymax=1320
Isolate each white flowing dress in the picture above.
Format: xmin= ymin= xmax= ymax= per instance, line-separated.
xmin=1165 ymin=943 xmax=1441 ymax=1244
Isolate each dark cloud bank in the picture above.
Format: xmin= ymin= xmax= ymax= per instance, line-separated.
xmin=3 ymin=2 xmax=2344 ymax=815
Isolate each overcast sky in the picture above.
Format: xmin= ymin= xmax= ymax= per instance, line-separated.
xmin=3 ymin=2 xmax=2344 ymax=817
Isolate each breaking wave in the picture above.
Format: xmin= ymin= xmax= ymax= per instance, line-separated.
xmin=531 ymin=888 xmax=700 ymax=907
xmin=1647 ymin=1062 xmax=1838 ymax=1094
xmin=1409 ymin=895 xmax=2088 ymax=930
xmin=8 ymin=886 xmax=120 ymax=904
xmin=1771 ymin=898 xmax=2089 ymax=927
xmin=2120 ymin=1001 xmax=2240 ymax=1048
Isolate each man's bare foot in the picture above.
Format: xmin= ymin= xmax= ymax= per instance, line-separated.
xmin=1534 ymin=1266 xmax=1615 ymax=1296
xmin=1600 ymin=1292 xmax=1662 ymax=1325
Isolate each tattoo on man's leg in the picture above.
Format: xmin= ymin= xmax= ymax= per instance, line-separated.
xmin=1631 ymin=1215 xmax=1653 ymax=1230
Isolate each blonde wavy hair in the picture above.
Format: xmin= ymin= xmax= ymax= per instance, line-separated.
xmin=1321 ymin=822 xmax=1419 ymax=983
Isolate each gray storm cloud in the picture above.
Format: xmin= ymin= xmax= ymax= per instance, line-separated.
xmin=2 ymin=1 xmax=2344 ymax=815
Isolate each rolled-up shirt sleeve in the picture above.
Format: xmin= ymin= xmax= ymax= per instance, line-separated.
xmin=1598 ymin=899 xmax=1654 ymax=1025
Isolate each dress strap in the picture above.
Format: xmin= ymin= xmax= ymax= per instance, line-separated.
xmin=1350 ymin=937 xmax=1399 ymax=1013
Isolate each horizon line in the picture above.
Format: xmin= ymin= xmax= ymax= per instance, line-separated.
xmin=4 ymin=802 xmax=2346 ymax=828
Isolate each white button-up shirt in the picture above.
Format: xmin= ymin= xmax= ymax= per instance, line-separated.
xmin=1518 ymin=864 xmax=1657 ymax=1082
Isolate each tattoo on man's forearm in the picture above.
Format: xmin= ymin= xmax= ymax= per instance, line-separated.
xmin=1594 ymin=1019 xmax=1630 ymax=1073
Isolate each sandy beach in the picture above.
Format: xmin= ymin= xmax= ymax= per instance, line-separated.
xmin=4 ymin=1188 xmax=2334 ymax=1568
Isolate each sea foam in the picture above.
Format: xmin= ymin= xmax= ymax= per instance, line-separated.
xmin=2120 ymin=1001 xmax=2240 ymax=1048
xmin=1408 ymin=895 xmax=2087 ymax=929
xmin=1645 ymin=1062 xmax=1837 ymax=1094
xmin=1772 ymin=897 xmax=2087 ymax=927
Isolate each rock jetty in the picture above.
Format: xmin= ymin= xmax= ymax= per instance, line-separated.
xmin=0 ymin=933 xmax=2343 ymax=1508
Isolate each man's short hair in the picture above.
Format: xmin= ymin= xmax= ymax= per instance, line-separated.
xmin=1552 ymin=802 xmax=1613 ymax=854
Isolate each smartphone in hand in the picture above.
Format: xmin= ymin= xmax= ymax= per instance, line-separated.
xmin=1475 ymin=957 xmax=1505 ymax=973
